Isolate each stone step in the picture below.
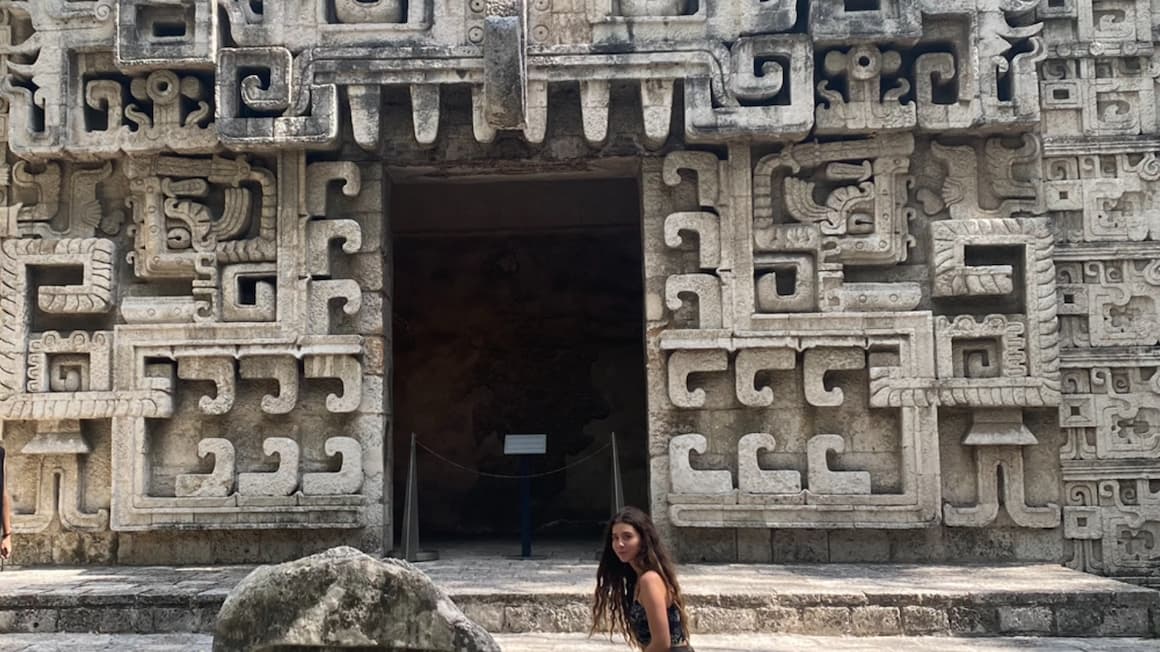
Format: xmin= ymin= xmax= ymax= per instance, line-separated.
xmin=0 ymin=560 xmax=1157 ymax=637
xmin=1 ymin=633 xmax=1160 ymax=652
xmin=443 ymin=561 xmax=1160 ymax=638
xmin=493 ymin=634 xmax=1160 ymax=651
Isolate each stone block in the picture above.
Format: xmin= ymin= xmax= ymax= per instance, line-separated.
xmin=886 ymin=529 xmax=946 ymax=562
xmin=57 ymin=607 xmax=151 ymax=633
xmin=1011 ymin=529 xmax=1064 ymax=562
xmin=363 ymin=336 xmax=386 ymax=376
xmin=1096 ymin=607 xmax=1151 ymax=636
xmin=350 ymin=211 xmax=384 ymax=255
xmin=691 ymin=606 xmax=757 ymax=632
xmin=1055 ymin=605 xmax=1103 ymax=636
xmin=117 ymin=533 xmax=214 ymax=565
xmin=344 ymin=181 xmax=384 ymax=215
xmin=28 ymin=589 xmax=83 ymax=609
xmin=901 ymin=606 xmax=948 ymax=635
xmin=947 ymin=606 xmax=998 ymax=635
xmin=944 ymin=528 xmax=1016 ymax=561
xmin=0 ymin=608 xmax=60 ymax=633
xmin=360 ymin=291 xmax=385 ymax=335
xmin=829 ymin=530 xmax=889 ymax=562
xmin=736 ymin=528 xmax=772 ymax=563
xmin=56 ymin=590 xmax=133 ymax=607
xmin=49 ymin=532 xmax=117 ymax=565
xmin=754 ymin=606 xmax=799 ymax=633
xmin=11 ymin=533 xmax=55 ymax=566
xmin=997 ymin=606 xmax=1052 ymax=634
xmin=799 ymin=606 xmax=851 ymax=635
xmin=352 ymin=252 xmax=385 ymax=291
xmin=258 ymin=532 xmax=306 ymax=563
xmin=553 ymin=603 xmax=592 ymax=633
xmin=850 ymin=606 xmax=900 ymax=635
xmin=211 ymin=531 xmax=263 ymax=563
xmin=116 ymin=0 xmax=216 ymax=68
xmin=150 ymin=607 xmax=204 ymax=633
xmin=772 ymin=530 xmax=828 ymax=562
xmin=460 ymin=601 xmax=505 ymax=632
xmin=193 ymin=605 xmax=220 ymax=633
xmin=676 ymin=527 xmax=736 ymax=562
xmin=502 ymin=603 xmax=588 ymax=633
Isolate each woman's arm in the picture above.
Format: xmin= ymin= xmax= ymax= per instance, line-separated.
xmin=1 ymin=485 xmax=11 ymax=559
xmin=637 ymin=571 xmax=671 ymax=652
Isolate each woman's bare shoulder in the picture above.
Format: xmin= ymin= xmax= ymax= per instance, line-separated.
xmin=638 ymin=570 xmax=665 ymax=589
xmin=637 ymin=570 xmax=674 ymax=608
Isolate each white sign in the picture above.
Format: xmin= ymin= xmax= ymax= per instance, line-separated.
xmin=504 ymin=434 xmax=547 ymax=455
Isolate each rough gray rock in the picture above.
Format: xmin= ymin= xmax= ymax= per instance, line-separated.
xmin=212 ymin=546 xmax=500 ymax=652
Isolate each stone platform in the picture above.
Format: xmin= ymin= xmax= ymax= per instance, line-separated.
xmin=0 ymin=542 xmax=1156 ymax=638
xmin=2 ymin=633 xmax=1160 ymax=652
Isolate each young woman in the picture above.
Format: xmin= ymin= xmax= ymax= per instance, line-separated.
xmin=591 ymin=506 xmax=693 ymax=652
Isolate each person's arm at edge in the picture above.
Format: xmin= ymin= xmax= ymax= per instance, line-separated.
xmin=1 ymin=484 xmax=11 ymax=559
xmin=638 ymin=571 xmax=671 ymax=652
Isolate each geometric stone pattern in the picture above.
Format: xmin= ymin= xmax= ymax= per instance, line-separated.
xmin=0 ymin=0 xmax=1154 ymax=582
xmin=1040 ymin=0 xmax=1160 ymax=582
xmin=0 ymin=138 xmax=381 ymax=539
xmin=634 ymin=1 xmax=1150 ymax=581
xmin=0 ymin=3 xmax=387 ymax=559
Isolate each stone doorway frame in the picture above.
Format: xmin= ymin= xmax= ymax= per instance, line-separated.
xmin=381 ymin=155 xmax=650 ymax=544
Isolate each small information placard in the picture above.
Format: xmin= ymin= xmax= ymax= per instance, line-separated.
xmin=503 ymin=434 xmax=547 ymax=455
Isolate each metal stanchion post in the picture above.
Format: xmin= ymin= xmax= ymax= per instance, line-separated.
xmin=390 ymin=432 xmax=438 ymax=562
xmin=503 ymin=434 xmax=546 ymax=560
xmin=610 ymin=431 xmax=624 ymax=514
xmin=519 ymin=456 xmax=532 ymax=558
xmin=595 ymin=432 xmax=628 ymax=561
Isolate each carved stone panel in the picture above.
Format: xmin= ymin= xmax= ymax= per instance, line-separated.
xmin=657 ymin=312 xmax=941 ymax=530
xmin=2 ymin=0 xmax=1159 ymax=579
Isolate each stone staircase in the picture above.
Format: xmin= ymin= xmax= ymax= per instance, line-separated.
xmin=0 ymin=558 xmax=1156 ymax=640
xmin=3 ymin=633 xmax=1160 ymax=652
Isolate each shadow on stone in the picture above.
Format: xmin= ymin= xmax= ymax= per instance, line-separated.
xmin=212 ymin=546 xmax=500 ymax=652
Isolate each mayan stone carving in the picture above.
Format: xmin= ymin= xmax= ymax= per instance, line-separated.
xmin=0 ymin=0 xmax=1155 ymax=582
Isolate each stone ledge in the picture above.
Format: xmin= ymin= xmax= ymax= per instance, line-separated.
xmin=5 ymin=599 xmax=1158 ymax=637
xmin=0 ymin=562 xmax=1156 ymax=636
xmin=6 ymin=633 xmax=1160 ymax=652
xmin=450 ymin=595 xmax=1160 ymax=636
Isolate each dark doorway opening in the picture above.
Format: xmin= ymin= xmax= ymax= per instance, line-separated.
xmin=389 ymin=177 xmax=648 ymax=541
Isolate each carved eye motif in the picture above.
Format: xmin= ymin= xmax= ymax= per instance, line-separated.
xmin=848 ymin=46 xmax=881 ymax=80
xmin=147 ymin=71 xmax=181 ymax=104
xmin=167 ymin=227 xmax=192 ymax=249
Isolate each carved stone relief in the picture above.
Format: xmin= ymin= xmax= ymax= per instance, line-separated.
xmin=0 ymin=142 xmax=381 ymax=551
xmin=0 ymin=0 xmax=1157 ymax=579
xmin=657 ymin=311 xmax=941 ymax=529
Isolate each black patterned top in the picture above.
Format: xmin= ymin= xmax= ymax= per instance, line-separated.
xmin=626 ymin=598 xmax=688 ymax=646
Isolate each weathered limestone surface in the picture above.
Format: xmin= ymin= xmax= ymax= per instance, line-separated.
xmin=212 ymin=546 xmax=500 ymax=651
xmin=0 ymin=0 xmax=1156 ymax=585
xmin=9 ymin=635 xmax=1160 ymax=652
xmin=1 ymin=551 xmax=1157 ymax=637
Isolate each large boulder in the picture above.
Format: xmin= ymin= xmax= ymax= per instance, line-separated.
xmin=213 ymin=546 xmax=500 ymax=652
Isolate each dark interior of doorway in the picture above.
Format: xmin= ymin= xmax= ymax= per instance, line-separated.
xmin=390 ymin=178 xmax=648 ymax=542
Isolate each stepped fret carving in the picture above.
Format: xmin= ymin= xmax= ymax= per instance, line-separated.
xmin=738 ymin=433 xmax=801 ymax=495
xmin=238 ymin=437 xmax=300 ymax=497
xmin=0 ymin=0 xmax=1155 ymax=579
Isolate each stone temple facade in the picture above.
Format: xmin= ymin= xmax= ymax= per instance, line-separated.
xmin=0 ymin=0 xmax=1159 ymax=584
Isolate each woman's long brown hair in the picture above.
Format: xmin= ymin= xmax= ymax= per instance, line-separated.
xmin=589 ymin=506 xmax=691 ymax=649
